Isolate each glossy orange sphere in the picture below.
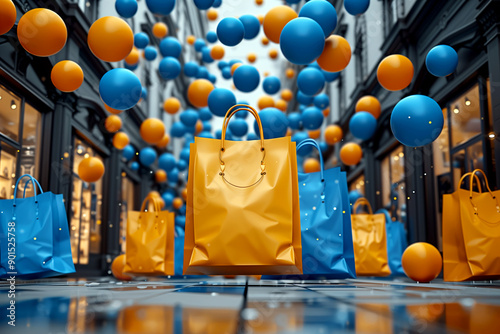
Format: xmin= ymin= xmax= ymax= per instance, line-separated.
xmin=172 ymin=197 xmax=183 ymax=210
xmin=247 ymin=53 xmax=257 ymax=63
xmin=263 ymin=71 xmax=269 ymax=77
xmin=181 ymin=188 xmax=188 ymax=201
xmin=51 ymin=61 xmax=84 ymax=93
xmin=152 ymin=22 xmax=168 ymax=38
xmin=163 ymin=97 xmax=181 ymax=114
xmin=255 ymin=0 xmax=263 ymax=5
xmin=195 ymin=120 xmax=203 ymax=134
xmin=280 ymin=89 xmax=293 ymax=102
xmin=207 ymin=8 xmax=218 ymax=21
xmin=258 ymin=96 xmax=275 ymax=110
xmin=155 ymin=170 xmax=167 ymax=183
xmin=317 ymin=35 xmax=351 ymax=73
xmin=261 ymin=36 xmax=269 ymax=46
xmin=340 ymin=142 xmax=362 ymax=166
xmin=303 ymin=158 xmax=321 ymax=173
xmin=186 ymin=35 xmax=196 ymax=45
xmin=104 ymin=103 xmax=124 ymax=115
xmin=285 ymin=68 xmax=295 ymax=79
xmin=88 ymin=16 xmax=134 ymax=62
xmin=355 ymin=96 xmax=381 ymax=119
xmin=113 ymin=132 xmax=130 ymax=150
xmin=78 ymin=157 xmax=105 ymax=183
xmin=124 ymin=47 xmax=140 ymax=65
xmin=210 ymin=45 xmax=225 ymax=60
xmin=187 ymin=79 xmax=214 ymax=108
xmin=105 ymin=115 xmax=122 ymax=133
xmin=263 ymin=6 xmax=297 ymax=43
xmin=269 ymin=48 xmax=278 ymax=59
xmin=140 ymin=118 xmax=165 ymax=144
xmin=230 ymin=63 xmax=242 ymax=75
xmin=156 ymin=134 xmax=170 ymax=148
xmin=377 ymin=55 xmax=414 ymax=91
xmin=275 ymin=99 xmax=287 ymax=112
xmin=323 ymin=107 xmax=330 ymax=117
xmin=257 ymin=14 xmax=264 ymax=24
xmin=324 ymin=125 xmax=343 ymax=145
xmin=308 ymin=129 xmax=321 ymax=139
xmin=0 ymin=0 xmax=17 ymax=35
xmin=111 ymin=254 xmax=132 ymax=281
xmin=17 ymin=8 xmax=67 ymax=57
xmin=402 ymin=242 xmax=442 ymax=282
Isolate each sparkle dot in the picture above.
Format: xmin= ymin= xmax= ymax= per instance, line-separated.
xmin=34 ymin=237 xmax=37 ymax=240
xmin=312 ymin=206 xmax=316 ymax=210
xmin=59 ymin=228 xmax=62 ymax=231
xmin=316 ymin=238 xmax=319 ymax=241
xmin=339 ymin=234 xmax=341 ymax=237
xmin=407 ymin=197 xmax=410 ymax=200
xmin=429 ymin=121 xmax=432 ymax=124
xmin=333 ymin=207 xmax=337 ymax=210
xmin=342 ymin=211 xmax=345 ymax=214
xmin=303 ymin=183 xmax=306 ymax=186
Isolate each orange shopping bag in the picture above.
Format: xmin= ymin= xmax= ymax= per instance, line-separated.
xmin=443 ymin=169 xmax=500 ymax=281
xmin=184 ymin=104 xmax=302 ymax=275
xmin=124 ymin=194 xmax=175 ymax=276
xmin=351 ymin=198 xmax=391 ymax=276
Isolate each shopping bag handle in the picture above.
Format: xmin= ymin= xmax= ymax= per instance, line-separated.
xmin=458 ymin=172 xmax=482 ymax=193
xmin=12 ymin=175 xmax=41 ymax=222
xmin=296 ymin=139 xmax=324 ymax=181
xmin=140 ymin=195 xmax=161 ymax=215
xmin=353 ymin=198 xmax=373 ymax=215
xmin=22 ymin=177 xmax=43 ymax=199
xmin=467 ymin=169 xmax=499 ymax=217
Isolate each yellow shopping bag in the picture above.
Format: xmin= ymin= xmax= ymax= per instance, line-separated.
xmin=124 ymin=194 xmax=175 ymax=276
xmin=443 ymin=169 xmax=500 ymax=281
xmin=351 ymin=198 xmax=391 ymax=276
xmin=184 ymin=104 xmax=302 ymax=275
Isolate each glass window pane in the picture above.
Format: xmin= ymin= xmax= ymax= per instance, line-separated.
xmin=452 ymin=150 xmax=466 ymax=191
xmin=381 ymin=146 xmax=406 ymax=222
xmin=120 ymin=174 xmax=136 ymax=253
xmin=433 ymin=108 xmax=450 ymax=175
xmin=467 ymin=141 xmax=485 ymax=172
xmin=20 ymin=103 xmax=42 ymax=197
xmin=349 ymin=174 xmax=365 ymax=195
xmin=0 ymin=143 xmax=17 ymax=200
xmin=450 ymin=84 xmax=481 ymax=147
xmin=0 ymin=84 xmax=21 ymax=142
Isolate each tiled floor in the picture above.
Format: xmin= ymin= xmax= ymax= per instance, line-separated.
xmin=1 ymin=277 xmax=500 ymax=333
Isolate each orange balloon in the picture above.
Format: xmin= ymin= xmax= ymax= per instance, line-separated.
xmin=263 ymin=6 xmax=298 ymax=44
xmin=51 ymin=61 xmax=84 ymax=93
xmin=0 ymin=0 xmax=17 ymax=35
xmin=155 ymin=169 xmax=167 ymax=183
xmin=303 ymin=158 xmax=321 ymax=173
xmin=152 ymin=22 xmax=168 ymax=38
xmin=111 ymin=254 xmax=132 ymax=281
xmin=269 ymin=48 xmax=278 ymax=59
xmin=186 ymin=35 xmax=196 ymax=45
xmin=402 ymin=242 xmax=442 ymax=282
xmin=181 ymin=188 xmax=188 ymax=201
xmin=275 ymin=99 xmax=287 ymax=112
xmin=230 ymin=63 xmax=242 ymax=75
xmin=156 ymin=134 xmax=170 ymax=148
xmin=308 ymin=129 xmax=321 ymax=139
xmin=324 ymin=125 xmax=343 ymax=145
xmin=105 ymin=103 xmax=124 ymax=115
xmin=317 ymin=35 xmax=351 ymax=73
xmin=323 ymin=107 xmax=330 ymax=117
xmin=263 ymin=71 xmax=269 ymax=77
xmin=355 ymin=96 xmax=381 ymax=119
xmin=377 ymin=54 xmax=414 ymax=91
xmin=261 ymin=36 xmax=269 ymax=46
xmin=210 ymin=45 xmax=225 ymax=60
xmin=258 ymin=96 xmax=275 ymax=110
xmin=17 ymin=8 xmax=67 ymax=57
xmin=88 ymin=16 xmax=134 ymax=62
xmin=163 ymin=97 xmax=181 ymax=114
xmin=173 ymin=197 xmax=183 ymax=210
xmin=281 ymin=89 xmax=293 ymax=102
xmin=113 ymin=132 xmax=130 ymax=150
xmin=105 ymin=115 xmax=122 ymax=133
xmin=255 ymin=0 xmax=263 ymax=5
xmin=257 ymin=14 xmax=264 ymax=25
xmin=124 ymin=47 xmax=140 ymax=65
xmin=286 ymin=128 xmax=292 ymax=137
xmin=140 ymin=118 xmax=165 ymax=144
xmin=286 ymin=68 xmax=295 ymax=79
xmin=78 ymin=157 xmax=105 ymax=183
xmin=247 ymin=53 xmax=257 ymax=63
xmin=340 ymin=142 xmax=362 ymax=165
xmin=207 ymin=8 xmax=218 ymax=21
xmin=187 ymin=79 xmax=214 ymax=108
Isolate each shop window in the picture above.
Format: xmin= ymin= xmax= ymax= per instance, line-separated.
xmin=0 ymin=85 xmax=21 ymax=142
xmin=384 ymin=0 xmax=399 ymax=35
xmin=349 ymin=174 xmax=365 ymax=195
xmin=381 ymin=146 xmax=406 ymax=222
xmin=70 ymin=138 xmax=103 ymax=265
xmin=120 ymin=173 xmax=137 ymax=253
xmin=0 ymin=143 xmax=17 ymax=200
xmin=450 ymin=84 xmax=481 ymax=147
xmin=354 ymin=16 xmax=367 ymax=83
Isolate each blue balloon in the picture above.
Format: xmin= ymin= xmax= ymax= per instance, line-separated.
xmin=141 ymin=86 xmax=148 ymax=100
xmin=145 ymin=0 xmax=176 ymax=15
xmin=247 ymin=133 xmax=259 ymax=140
xmin=99 ymin=69 xmax=141 ymax=110
xmin=194 ymin=0 xmax=214 ymax=9
xmin=196 ymin=66 xmax=209 ymax=79
xmin=159 ymin=57 xmax=181 ymax=80
xmin=162 ymin=192 xmax=174 ymax=207
xmin=229 ymin=118 xmax=248 ymax=137
xmin=175 ymin=215 xmax=186 ymax=227
xmin=349 ymin=111 xmax=377 ymax=140
xmin=116 ymin=0 xmax=138 ymax=18
xmin=212 ymin=0 xmax=222 ymax=7
xmin=234 ymin=105 xmax=248 ymax=119
xmin=123 ymin=62 xmax=138 ymax=71
xmin=319 ymin=141 xmax=328 ymax=154
xmin=288 ymin=112 xmax=302 ymax=130
xmin=286 ymin=0 xmax=301 ymax=3
xmin=217 ymin=17 xmax=245 ymax=47
xmin=218 ymin=60 xmax=229 ymax=70
xmin=229 ymin=59 xmax=242 ymax=67
xmin=202 ymin=121 xmax=212 ymax=132
xmin=222 ymin=67 xmax=232 ymax=79
xmin=348 ymin=190 xmax=363 ymax=208
xmin=159 ymin=37 xmax=182 ymax=58
xmin=299 ymin=104 xmax=307 ymax=112
xmin=425 ymin=45 xmax=458 ymax=77
xmin=180 ymin=109 xmax=199 ymax=127
xmin=323 ymin=70 xmax=340 ymax=82
xmin=302 ymin=106 xmax=324 ymax=130
xmin=299 ymin=0 xmax=337 ymax=37
xmin=208 ymin=88 xmax=237 ymax=117
xmin=194 ymin=38 xmax=206 ymax=52
xmin=122 ymin=145 xmax=136 ymax=160
xmin=208 ymin=73 xmax=217 ymax=84
xmin=134 ymin=32 xmax=149 ymax=49
xmin=184 ymin=61 xmax=199 ymax=77
xmin=201 ymin=47 xmax=214 ymax=63
xmin=297 ymin=67 xmax=325 ymax=96
xmin=177 ymin=159 xmax=188 ymax=171
xmin=197 ymin=131 xmax=214 ymax=138
xmin=239 ymin=15 xmax=260 ymax=40
xmin=170 ymin=122 xmax=186 ymax=138
xmin=314 ymin=93 xmax=330 ymax=110
xmin=158 ymin=153 xmax=176 ymax=172
xmin=254 ymin=108 xmax=289 ymax=139
xmin=262 ymin=76 xmax=281 ymax=95
xmin=297 ymin=91 xmax=314 ymax=105
xmin=183 ymin=134 xmax=195 ymax=147
xmin=233 ymin=65 xmax=260 ymax=92
xmin=131 ymin=161 xmax=140 ymax=171
xmin=144 ymin=46 xmax=157 ymax=61
xmin=199 ymin=107 xmax=212 ymax=121
xmin=184 ymin=124 xmax=196 ymax=135
xmin=292 ymin=132 xmax=311 ymax=156
xmin=344 ymin=0 xmax=370 ymax=15
xmin=280 ymin=18 xmax=325 ymax=65
xmin=206 ymin=31 xmax=218 ymax=43
xmin=167 ymin=168 xmax=179 ymax=186
xmin=139 ymin=147 xmax=157 ymax=166
xmin=180 ymin=148 xmax=190 ymax=162
xmin=390 ymin=95 xmax=444 ymax=147
xmin=216 ymin=129 xmax=233 ymax=140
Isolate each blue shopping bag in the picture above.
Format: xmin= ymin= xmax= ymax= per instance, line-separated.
xmin=0 ymin=175 xmax=75 ymax=279
xmin=376 ymin=209 xmax=407 ymax=276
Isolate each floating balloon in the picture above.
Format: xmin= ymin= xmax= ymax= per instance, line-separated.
xmin=210 ymin=45 xmax=225 ymax=60
xmin=177 ymin=159 xmax=188 ymax=171
xmin=213 ymin=0 xmax=222 ymax=7
xmin=390 ymin=95 xmax=444 ymax=147
xmin=140 ymin=118 xmax=165 ymax=144
xmin=206 ymin=31 xmax=218 ymax=43
xmin=377 ymin=54 xmax=414 ymax=91
xmin=426 ymin=45 xmax=458 ymax=77
xmin=258 ymin=96 xmax=275 ymax=110
xmin=254 ymin=107 xmax=289 ymax=139
xmin=113 ymin=132 xmax=130 ymax=150
xmin=344 ymin=0 xmax=370 ymax=16
xmin=297 ymin=91 xmax=314 ymax=105
xmin=51 ymin=61 xmax=84 ymax=93
xmin=288 ymin=113 xmax=302 ymax=130
xmin=124 ymin=62 xmax=138 ymax=71
xmin=139 ymin=147 xmax=157 ymax=166
xmin=324 ymin=125 xmax=343 ymax=145
xmin=292 ymin=132 xmax=311 ymax=156
xmin=197 ymin=131 xmax=213 ymax=139
xmin=0 ymin=0 xmax=16 ymax=35
xmin=303 ymin=158 xmax=321 ymax=173
xmin=152 ymin=22 xmax=168 ymax=38
xmin=218 ymin=61 xmax=229 ymax=70
xmin=317 ymin=35 xmax=351 ymax=73
xmin=247 ymin=133 xmax=259 ymax=140
xmin=134 ymin=32 xmax=149 ymax=49
xmin=402 ymin=242 xmax=442 ymax=282
xmin=255 ymin=0 xmax=263 ymax=5
xmin=122 ymin=145 xmax=135 ymax=161
xmin=269 ymin=49 xmax=279 ymax=59
xmin=158 ymin=153 xmax=176 ymax=172
xmin=201 ymin=47 xmax=214 ymax=63
xmin=156 ymin=134 xmax=170 ymax=148
xmin=262 ymin=76 xmax=281 ymax=95
xmin=280 ymin=18 xmax=324 ymax=65
xmin=180 ymin=109 xmax=199 ymax=127
xmin=323 ymin=108 xmax=330 ymax=117
xmin=163 ymin=97 xmax=181 ymax=114
xmin=207 ymin=8 xmax=218 ymax=21
xmin=313 ymin=93 xmax=330 ymax=110
xmin=340 ymin=142 xmax=362 ymax=165
xmin=194 ymin=0 xmax=214 ymax=10
xmin=196 ymin=66 xmax=209 ymax=79
xmin=308 ymin=129 xmax=321 ymax=139
xmin=78 ymin=157 xmax=105 ymax=183
xmin=240 ymin=14 xmax=261 ymax=40
xmin=125 ymin=47 xmax=140 ymax=65
xmin=349 ymin=111 xmax=377 ymax=140
xmin=145 ymin=0 xmax=176 ymax=16
xmin=130 ymin=161 xmax=139 ymax=171
xmin=261 ymin=36 xmax=269 ymax=45
xmin=159 ymin=37 xmax=182 ymax=58
xmin=88 ymin=16 xmax=133 ymax=62
xmin=194 ymin=38 xmax=206 ymax=52
xmin=159 ymin=57 xmax=181 ymax=80
xmin=208 ymin=88 xmax=236 ymax=117
xmin=162 ymin=192 xmax=174 ymax=207
xmin=297 ymin=67 xmax=325 ymax=96
xmin=299 ymin=0 xmax=337 ymax=37
xmin=155 ymin=169 xmax=167 ymax=183
xmin=111 ymin=255 xmax=131 ymax=280
xmin=279 ymin=89 xmax=292 ymax=102
xmin=322 ymin=70 xmax=340 ymax=82
xmin=180 ymin=148 xmax=190 ymax=162
xmin=222 ymin=67 xmax=232 ymax=79
xmin=235 ymin=103 xmax=249 ymax=118
xmin=229 ymin=118 xmax=248 ymax=137
xmin=99 ymin=69 xmax=142 ymax=110
xmin=18 ymin=8 xmax=67 ymax=57
xmin=184 ymin=61 xmax=199 ymax=77
xmin=199 ymin=107 xmax=212 ymax=121
xmin=247 ymin=53 xmax=257 ymax=63
xmin=105 ymin=115 xmax=122 ymax=133
xmin=217 ymin=17 xmax=245 ymax=46
xmin=355 ymin=95 xmax=381 ymax=119
xmin=173 ymin=197 xmax=183 ymax=210
xmin=263 ymin=5 xmax=298 ymax=43
xmin=187 ymin=79 xmax=214 ymax=108
xmin=275 ymin=99 xmax=287 ymax=112
xmin=233 ymin=65 xmax=260 ymax=92
xmin=302 ymin=106 xmax=324 ymax=130
xmin=144 ymin=46 xmax=158 ymax=61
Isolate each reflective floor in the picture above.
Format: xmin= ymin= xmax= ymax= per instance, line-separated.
xmin=1 ymin=277 xmax=500 ymax=333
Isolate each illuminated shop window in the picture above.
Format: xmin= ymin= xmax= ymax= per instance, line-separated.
xmin=120 ymin=174 xmax=137 ymax=254
xmin=381 ymin=146 xmax=406 ymax=222
xmin=349 ymin=174 xmax=365 ymax=195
